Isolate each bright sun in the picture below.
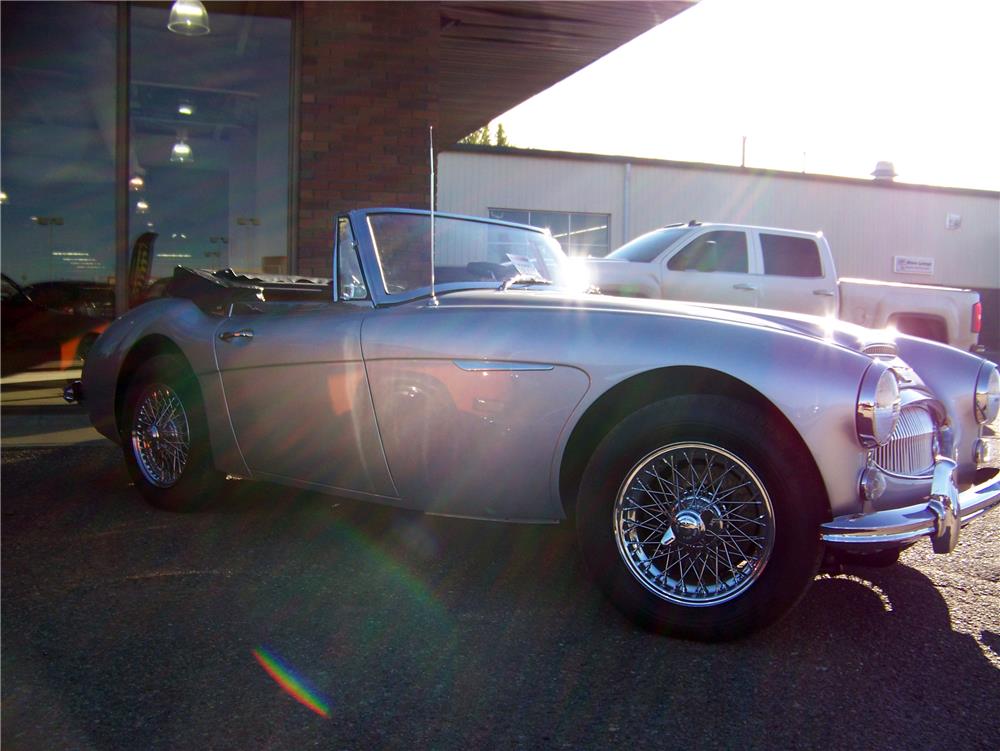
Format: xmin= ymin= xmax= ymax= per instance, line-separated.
xmin=492 ymin=0 xmax=1000 ymax=192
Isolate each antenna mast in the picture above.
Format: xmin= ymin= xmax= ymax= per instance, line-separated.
xmin=429 ymin=125 xmax=436 ymax=301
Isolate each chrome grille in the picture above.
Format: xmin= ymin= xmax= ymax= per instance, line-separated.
xmin=873 ymin=406 xmax=936 ymax=477
xmin=863 ymin=343 xmax=898 ymax=358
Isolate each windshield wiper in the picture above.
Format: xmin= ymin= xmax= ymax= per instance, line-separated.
xmin=499 ymin=274 xmax=553 ymax=291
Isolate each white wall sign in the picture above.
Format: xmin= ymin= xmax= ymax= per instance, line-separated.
xmin=893 ymin=256 xmax=935 ymax=275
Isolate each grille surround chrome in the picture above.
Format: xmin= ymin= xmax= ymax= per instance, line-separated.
xmin=863 ymin=343 xmax=898 ymax=358
xmin=872 ymin=405 xmax=937 ymax=478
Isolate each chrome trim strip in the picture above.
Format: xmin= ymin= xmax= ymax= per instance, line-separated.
xmin=453 ymin=360 xmax=554 ymax=372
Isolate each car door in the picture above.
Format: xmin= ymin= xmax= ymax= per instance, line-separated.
xmin=753 ymin=230 xmax=837 ymax=316
xmin=362 ymin=305 xmax=591 ymax=521
xmin=214 ymin=221 xmax=396 ymax=497
xmin=659 ymin=228 xmax=758 ymax=306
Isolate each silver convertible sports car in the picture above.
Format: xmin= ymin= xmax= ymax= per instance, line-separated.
xmin=74 ymin=208 xmax=1000 ymax=640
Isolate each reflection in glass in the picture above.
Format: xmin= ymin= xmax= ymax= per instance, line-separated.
xmin=369 ymin=212 xmax=577 ymax=295
xmin=167 ymin=0 xmax=211 ymax=37
xmin=489 ymin=208 xmax=611 ymax=257
xmin=169 ymin=138 xmax=194 ymax=164
xmin=129 ymin=6 xmax=291 ymax=289
xmin=1 ymin=3 xmax=117 ymax=378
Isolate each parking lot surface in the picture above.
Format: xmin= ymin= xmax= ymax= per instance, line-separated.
xmin=2 ymin=441 xmax=999 ymax=751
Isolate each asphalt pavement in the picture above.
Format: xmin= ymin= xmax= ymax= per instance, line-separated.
xmin=2 ymin=406 xmax=999 ymax=750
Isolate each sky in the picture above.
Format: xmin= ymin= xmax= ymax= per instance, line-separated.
xmin=490 ymin=0 xmax=1000 ymax=192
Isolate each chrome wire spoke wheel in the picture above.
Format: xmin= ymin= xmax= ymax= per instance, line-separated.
xmin=614 ymin=442 xmax=775 ymax=607
xmin=130 ymin=383 xmax=191 ymax=489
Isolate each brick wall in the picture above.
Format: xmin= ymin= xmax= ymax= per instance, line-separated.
xmin=297 ymin=2 xmax=440 ymax=276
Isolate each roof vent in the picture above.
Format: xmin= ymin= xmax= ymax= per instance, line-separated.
xmin=871 ymin=161 xmax=897 ymax=182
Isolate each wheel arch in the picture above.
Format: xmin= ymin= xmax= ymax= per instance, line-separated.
xmin=558 ymin=366 xmax=828 ymax=520
xmin=888 ymin=312 xmax=949 ymax=344
xmin=114 ymin=335 xmax=196 ymax=437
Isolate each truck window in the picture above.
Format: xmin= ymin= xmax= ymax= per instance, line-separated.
xmin=760 ymin=234 xmax=822 ymax=277
xmin=606 ymin=226 xmax=694 ymax=262
xmin=667 ymin=231 xmax=748 ymax=273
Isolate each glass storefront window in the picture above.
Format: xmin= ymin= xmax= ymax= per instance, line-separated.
xmin=1 ymin=2 xmax=118 ymax=378
xmin=128 ymin=6 xmax=292 ymax=297
xmin=1 ymin=4 xmax=293 ymax=382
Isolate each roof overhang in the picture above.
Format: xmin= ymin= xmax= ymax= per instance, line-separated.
xmin=438 ymin=1 xmax=695 ymax=142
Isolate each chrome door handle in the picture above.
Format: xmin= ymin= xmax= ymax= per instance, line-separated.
xmin=219 ymin=329 xmax=254 ymax=342
xmin=812 ymin=289 xmax=836 ymax=297
xmin=732 ymin=283 xmax=757 ymax=291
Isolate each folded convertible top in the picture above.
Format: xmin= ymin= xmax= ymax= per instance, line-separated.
xmin=167 ymin=267 xmax=332 ymax=313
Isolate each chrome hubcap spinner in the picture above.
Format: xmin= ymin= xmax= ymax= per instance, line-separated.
xmin=614 ymin=442 xmax=776 ymax=607
xmin=131 ymin=384 xmax=191 ymax=489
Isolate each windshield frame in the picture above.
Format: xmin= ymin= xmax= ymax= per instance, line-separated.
xmin=353 ymin=208 xmax=577 ymax=306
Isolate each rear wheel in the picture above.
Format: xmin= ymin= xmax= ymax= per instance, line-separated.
xmin=577 ymin=395 xmax=825 ymax=641
xmin=121 ymin=354 xmax=223 ymax=511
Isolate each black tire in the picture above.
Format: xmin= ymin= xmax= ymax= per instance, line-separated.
xmin=121 ymin=354 xmax=223 ymax=511
xmin=577 ymin=395 xmax=825 ymax=641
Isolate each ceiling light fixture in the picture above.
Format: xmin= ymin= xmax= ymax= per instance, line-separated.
xmin=178 ymin=100 xmax=195 ymax=116
xmin=167 ymin=0 xmax=210 ymax=36
xmin=129 ymin=176 xmax=145 ymax=191
xmin=170 ymin=138 xmax=194 ymax=164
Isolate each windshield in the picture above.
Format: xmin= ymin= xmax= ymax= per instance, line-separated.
xmin=367 ymin=213 xmax=586 ymax=295
xmin=606 ymin=226 xmax=695 ymax=262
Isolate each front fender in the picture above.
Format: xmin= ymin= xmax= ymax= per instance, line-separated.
xmin=548 ymin=311 xmax=873 ymax=520
xmin=82 ymin=299 xmax=248 ymax=476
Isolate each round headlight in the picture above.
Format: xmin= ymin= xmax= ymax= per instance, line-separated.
xmin=857 ymin=364 xmax=901 ymax=447
xmin=975 ymin=363 xmax=1000 ymax=425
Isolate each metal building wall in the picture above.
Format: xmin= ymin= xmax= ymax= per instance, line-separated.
xmin=438 ymin=151 xmax=630 ymax=246
xmin=629 ymin=164 xmax=999 ymax=290
xmin=439 ymin=149 xmax=999 ymax=291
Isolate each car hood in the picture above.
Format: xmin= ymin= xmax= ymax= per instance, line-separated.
xmin=427 ymin=288 xmax=890 ymax=354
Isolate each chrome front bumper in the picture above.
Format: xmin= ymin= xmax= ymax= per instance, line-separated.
xmin=821 ymin=459 xmax=1000 ymax=554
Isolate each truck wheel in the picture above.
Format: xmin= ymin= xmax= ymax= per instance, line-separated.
xmin=121 ymin=354 xmax=223 ymax=511
xmin=577 ymin=395 xmax=825 ymax=641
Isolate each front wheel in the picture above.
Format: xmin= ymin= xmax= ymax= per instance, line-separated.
xmin=577 ymin=395 xmax=825 ymax=641
xmin=122 ymin=354 xmax=223 ymax=511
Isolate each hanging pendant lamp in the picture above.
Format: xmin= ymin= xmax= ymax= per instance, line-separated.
xmin=168 ymin=1 xmax=211 ymax=36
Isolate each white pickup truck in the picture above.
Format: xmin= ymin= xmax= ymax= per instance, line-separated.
xmin=583 ymin=221 xmax=983 ymax=352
